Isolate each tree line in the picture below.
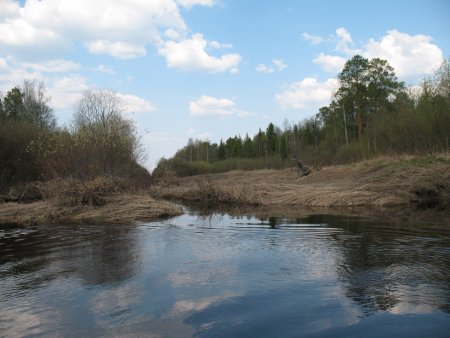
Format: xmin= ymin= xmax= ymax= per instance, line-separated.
xmin=0 ymin=81 xmax=149 ymax=190
xmin=154 ymin=56 xmax=450 ymax=177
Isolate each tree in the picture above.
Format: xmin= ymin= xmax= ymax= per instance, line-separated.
xmin=336 ymin=55 xmax=402 ymax=145
xmin=3 ymin=87 xmax=24 ymax=121
xmin=218 ymin=139 xmax=226 ymax=160
xmin=22 ymin=80 xmax=56 ymax=129
xmin=0 ymin=93 xmax=4 ymax=121
xmin=242 ymin=133 xmax=254 ymax=158
xmin=1 ymin=81 xmax=55 ymax=129
xmin=266 ymin=123 xmax=277 ymax=154
xmin=73 ymin=89 xmax=143 ymax=177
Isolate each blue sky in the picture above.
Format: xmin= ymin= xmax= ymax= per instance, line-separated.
xmin=1 ymin=0 xmax=449 ymax=169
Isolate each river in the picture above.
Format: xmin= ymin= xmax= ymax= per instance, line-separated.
xmin=0 ymin=207 xmax=449 ymax=337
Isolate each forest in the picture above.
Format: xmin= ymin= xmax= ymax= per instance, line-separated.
xmin=1 ymin=55 xmax=449 ymax=188
xmin=0 ymin=83 xmax=150 ymax=191
xmin=153 ymin=55 xmax=450 ymax=177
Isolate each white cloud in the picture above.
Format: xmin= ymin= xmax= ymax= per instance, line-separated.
xmin=311 ymin=28 xmax=443 ymax=81
xmin=209 ymin=40 xmax=233 ymax=49
xmin=0 ymin=0 xmax=199 ymax=58
xmin=256 ymin=63 xmax=274 ymax=74
xmin=273 ymin=59 xmax=287 ymax=71
xmin=313 ymin=53 xmax=346 ymax=73
xmin=0 ymin=0 xmax=20 ymax=19
xmin=117 ymin=93 xmax=156 ymax=114
xmin=86 ymin=40 xmax=147 ymax=59
xmin=302 ymin=32 xmax=324 ymax=45
xmin=175 ymin=0 xmax=215 ymax=9
xmin=47 ymin=75 xmax=90 ymax=111
xmin=364 ymin=30 xmax=443 ymax=79
xmin=22 ymin=59 xmax=81 ymax=73
xmin=189 ymin=95 xmax=253 ymax=118
xmin=164 ymin=28 xmax=183 ymax=40
xmin=335 ymin=27 xmax=359 ymax=55
xmin=158 ymin=33 xmax=241 ymax=73
xmin=95 ymin=64 xmax=115 ymax=74
xmin=276 ymin=77 xmax=339 ymax=110
xmin=190 ymin=95 xmax=235 ymax=117
xmin=0 ymin=57 xmax=44 ymax=93
xmin=256 ymin=59 xmax=287 ymax=74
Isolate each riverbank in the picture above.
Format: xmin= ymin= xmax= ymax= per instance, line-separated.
xmin=0 ymin=194 xmax=183 ymax=226
xmin=0 ymin=177 xmax=183 ymax=226
xmin=2 ymin=156 xmax=449 ymax=226
xmin=151 ymin=156 xmax=450 ymax=211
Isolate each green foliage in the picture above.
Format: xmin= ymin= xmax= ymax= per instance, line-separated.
xmin=0 ymin=85 xmax=150 ymax=190
xmin=155 ymin=57 xmax=450 ymax=177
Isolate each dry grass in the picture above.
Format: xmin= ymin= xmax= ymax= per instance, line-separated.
xmin=0 ymin=177 xmax=183 ymax=225
xmin=151 ymin=156 xmax=450 ymax=210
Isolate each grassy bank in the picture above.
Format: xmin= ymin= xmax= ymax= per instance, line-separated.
xmin=0 ymin=177 xmax=182 ymax=226
xmin=151 ymin=155 xmax=450 ymax=211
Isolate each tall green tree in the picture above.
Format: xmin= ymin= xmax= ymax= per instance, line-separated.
xmin=266 ymin=123 xmax=277 ymax=154
xmin=336 ymin=55 xmax=402 ymax=145
xmin=3 ymin=87 xmax=24 ymax=121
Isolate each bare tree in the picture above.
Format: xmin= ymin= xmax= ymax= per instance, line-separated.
xmin=22 ymin=80 xmax=56 ymax=129
xmin=73 ymin=90 xmax=144 ymax=177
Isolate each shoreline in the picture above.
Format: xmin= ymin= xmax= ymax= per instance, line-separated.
xmin=0 ymin=193 xmax=183 ymax=226
xmin=151 ymin=157 xmax=450 ymax=211
xmin=1 ymin=157 xmax=449 ymax=226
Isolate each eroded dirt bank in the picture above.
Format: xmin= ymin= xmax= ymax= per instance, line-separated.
xmin=151 ymin=158 xmax=450 ymax=211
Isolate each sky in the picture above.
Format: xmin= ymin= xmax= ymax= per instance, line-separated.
xmin=0 ymin=0 xmax=449 ymax=170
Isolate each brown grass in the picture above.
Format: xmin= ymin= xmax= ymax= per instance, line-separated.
xmin=151 ymin=156 xmax=450 ymax=210
xmin=0 ymin=177 xmax=183 ymax=225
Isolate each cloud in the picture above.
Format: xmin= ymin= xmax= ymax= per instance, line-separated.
xmin=312 ymin=28 xmax=443 ymax=81
xmin=208 ymin=40 xmax=233 ymax=49
xmin=95 ymin=64 xmax=115 ymax=74
xmin=255 ymin=64 xmax=274 ymax=74
xmin=335 ymin=27 xmax=359 ymax=55
xmin=273 ymin=59 xmax=287 ymax=71
xmin=0 ymin=57 xmax=45 ymax=93
xmin=86 ymin=40 xmax=147 ymax=59
xmin=158 ymin=33 xmax=241 ymax=73
xmin=117 ymin=93 xmax=156 ymax=114
xmin=364 ymin=29 xmax=443 ymax=79
xmin=276 ymin=77 xmax=339 ymax=110
xmin=0 ymin=56 xmax=86 ymax=112
xmin=175 ymin=0 xmax=215 ymax=9
xmin=256 ymin=59 xmax=287 ymax=73
xmin=0 ymin=0 xmax=20 ymax=19
xmin=189 ymin=95 xmax=253 ymax=118
xmin=47 ymin=75 xmax=90 ymax=111
xmin=0 ymin=0 xmax=204 ymax=59
xmin=22 ymin=59 xmax=81 ymax=73
xmin=313 ymin=53 xmax=346 ymax=73
xmin=302 ymin=32 xmax=324 ymax=45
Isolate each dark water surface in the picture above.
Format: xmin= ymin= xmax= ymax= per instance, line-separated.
xmin=1 ymin=209 xmax=449 ymax=337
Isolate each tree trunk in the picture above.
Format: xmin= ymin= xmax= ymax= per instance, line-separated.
xmin=342 ymin=104 xmax=349 ymax=146
xmin=357 ymin=111 xmax=364 ymax=143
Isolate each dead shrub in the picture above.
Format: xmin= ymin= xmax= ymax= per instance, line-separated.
xmin=36 ymin=176 xmax=132 ymax=207
xmin=194 ymin=176 xmax=260 ymax=206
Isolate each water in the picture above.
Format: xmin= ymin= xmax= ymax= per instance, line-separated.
xmin=0 ymin=209 xmax=449 ymax=337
